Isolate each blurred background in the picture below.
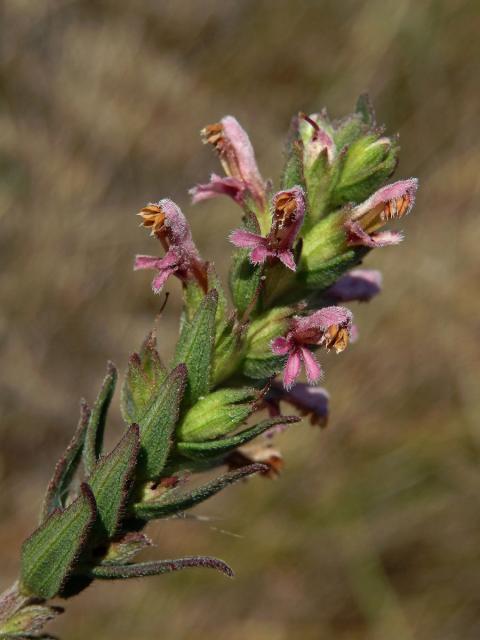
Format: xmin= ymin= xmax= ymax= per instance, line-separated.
xmin=1 ymin=1 xmax=479 ymax=638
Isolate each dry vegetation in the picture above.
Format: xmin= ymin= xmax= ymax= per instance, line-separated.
xmin=1 ymin=1 xmax=479 ymax=638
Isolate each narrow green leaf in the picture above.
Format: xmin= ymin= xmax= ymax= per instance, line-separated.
xmin=121 ymin=332 xmax=167 ymax=425
xmin=84 ymin=362 xmax=117 ymax=476
xmin=90 ymin=556 xmax=234 ymax=580
xmin=173 ymin=290 xmax=218 ymax=407
xmin=176 ymin=416 xmax=299 ymax=461
xmin=21 ymin=484 xmax=97 ymax=600
xmin=229 ymin=213 xmax=264 ymax=318
xmin=40 ymin=400 xmax=90 ymax=523
xmin=136 ymin=364 xmax=187 ymax=480
xmin=355 ymin=92 xmax=375 ymax=126
xmin=133 ymin=464 xmax=266 ymax=519
xmin=88 ymin=424 xmax=140 ymax=539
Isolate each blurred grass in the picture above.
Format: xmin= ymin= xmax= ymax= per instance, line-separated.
xmin=1 ymin=0 xmax=480 ymax=638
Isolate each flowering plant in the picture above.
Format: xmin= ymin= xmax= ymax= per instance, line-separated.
xmin=0 ymin=96 xmax=417 ymax=638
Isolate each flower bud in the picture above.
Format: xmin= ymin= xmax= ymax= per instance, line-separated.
xmin=242 ymin=307 xmax=295 ymax=380
xmin=331 ymin=132 xmax=399 ymax=207
xmin=177 ymin=387 xmax=257 ymax=442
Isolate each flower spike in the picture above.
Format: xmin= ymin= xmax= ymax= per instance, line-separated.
xmin=230 ymin=186 xmax=306 ymax=271
xmin=272 ymin=307 xmax=353 ymax=389
xmin=134 ymin=199 xmax=207 ymax=293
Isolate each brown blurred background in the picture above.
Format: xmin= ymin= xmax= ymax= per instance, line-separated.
xmin=1 ymin=1 xmax=479 ymax=638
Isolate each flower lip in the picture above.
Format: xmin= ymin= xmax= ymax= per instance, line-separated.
xmin=272 ymin=306 xmax=353 ymax=388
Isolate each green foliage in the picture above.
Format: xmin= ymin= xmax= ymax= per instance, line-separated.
xmin=121 ymin=332 xmax=167 ymax=425
xmin=281 ymin=116 xmax=306 ymax=191
xmin=100 ymin=533 xmax=152 ymax=566
xmin=41 ymin=400 xmax=90 ymax=522
xmin=21 ymin=485 xmax=97 ymax=599
xmin=177 ymin=387 xmax=257 ymax=442
xmin=90 ymin=556 xmax=234 ymax=580
xmin=0 ymin=604 xmax=63 ymax=637
xmin=242 ymin=307 xmax=293 ymax=379
xmin=135 ymin=364 xmax=187 ymax=481
xmin=229 ymin=214 xmax=264 ymax=318
xmin=88 ymin=424 xmax=140 ymax=539
xmin=84 ymin=363 xmax=117 ymax=476
xmin=176 ymin=416 xmax=299 ymax=461
xmin=173 ymin=290 xmax=218 ymax=407
xmin=134 ymin=464 xmax=266 ymax=520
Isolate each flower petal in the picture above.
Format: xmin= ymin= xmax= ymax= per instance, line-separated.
xmin=229 ymin=229 xmax=264 ymax=250
xmin=283 ymin=351 xmax=302 ymax=389
xmin=300 ymin=347 xmax=323 ymax=384
xmin=190 ymin=174 xmax=245 ymax=204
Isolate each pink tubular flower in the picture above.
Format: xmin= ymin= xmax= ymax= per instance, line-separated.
xmin=189 ymin=116 xmax=267 ymax=210
xmin=271 ymin=306 xmax=353 ymax=389
xmin=229 ymin=186 xmax=306 ymax=271
xmin=325 ymin=269 xmax=382 ymax=303
xmin=345 ymin=178 xmax=418 ymax=248
xmin=300 ymin=112 xmax=336 ymax=166
xmin=134 ymin=199 xmax=207 ymax=293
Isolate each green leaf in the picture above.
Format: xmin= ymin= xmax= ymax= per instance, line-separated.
xmin=121 ymin=332 xmax=167 ymax=425
xmin=299 ymin=250 xmax=364 ymax=290
xmin=90 ymin=556 xmax=234 ymax=580
xmin=21 ymin=484 xmax=97 ymax=599
xmin=176 ymin=416 xmax=299 ymax=461
xmin=0 ymin=604 xmax=63 ymax=636
xmin=136 ymin=364 xmax=187 ymax=481
xmin=356 ymin=92 xmax=376 ymax=126
xmin=173 ymin=290 xmax=218 ymax=407
xmin=84 ymin=362 xmax=117 ymax=476
xmin=229 ymin=214 xmax=264 ymax=318
xmin=242 ymin=353 xmax=286 ymax=380
xmin=40 ymin=400 xmax=90 ymax=523
xmin=88 ymin=424 xmax=140 ymax=539
xmin=133 ymin=464 xmax=266 ymax=519
xmin=281 ymin=116 xmax=306 ymax=191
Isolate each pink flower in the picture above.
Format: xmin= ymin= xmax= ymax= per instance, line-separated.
xmin=271 ymin=306 xmax=353 ymax=389
xmin=345 ymin=178 xmax=418 ymax=248
xmin=229 ymin=186 xmax=306 ymax=271
xmin=300 ymin=112 xmax=336 ymax=166
xmin=190 ymin=116 xmax=266 ymax=210
xmin=134 ymin=199 xmax=207 ymax=293
xmin=325 ymin=269 xmax=382 ymax=302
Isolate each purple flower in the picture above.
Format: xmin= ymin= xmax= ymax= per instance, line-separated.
xmin=229 ymin=186 xmax=306 ymax=271
xmin=271 ymin=306 xmax=353 ymax=389
xmin=190 ymin=116 xmax=266 ymax=209
xmin=345 ymin=178 xmax=418 ymax=248
xmin=266 ymin=382 xmax=330 ymax=430
xmin=134 ymin=199 xmax=207 ymax=293
xmin=325 ymin=269 xmax=382 ymax=303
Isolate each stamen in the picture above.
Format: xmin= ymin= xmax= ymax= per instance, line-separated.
xmin=201 ymin=123 xmax=224 ymax=148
